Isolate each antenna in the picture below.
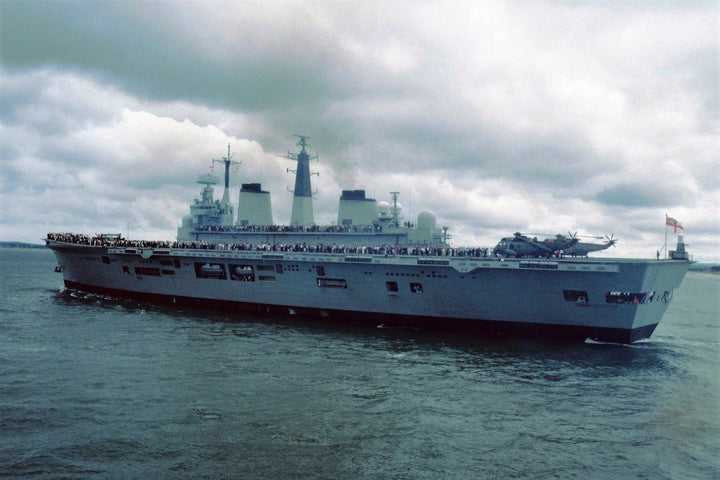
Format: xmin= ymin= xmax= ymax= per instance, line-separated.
xmin=295 ymin=134 xmax=310 ymax=149
xmin=212 ymin=143 xmax=242 ymax=190
xmin=211 ymin=143 xmax=242 ymax=215
xmin=390 ymin=191 xmax=400 ymax=226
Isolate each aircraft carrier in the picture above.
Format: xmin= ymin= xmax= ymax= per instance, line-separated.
xmin=46 ymin=137 xmax=692 ymax=343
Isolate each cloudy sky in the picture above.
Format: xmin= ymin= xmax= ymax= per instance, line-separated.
xmin=1 ymin=0 xmax=718 ymax=261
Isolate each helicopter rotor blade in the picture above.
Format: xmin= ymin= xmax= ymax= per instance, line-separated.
xmin=605 ymin=233 xmax=617 ymax=246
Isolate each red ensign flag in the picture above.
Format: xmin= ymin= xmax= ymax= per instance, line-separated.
xmin=666 ymin=216 xmax=683 ymax=233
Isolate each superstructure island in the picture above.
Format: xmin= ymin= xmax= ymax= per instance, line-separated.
xmin=46 ymin=136 xmax=692 ymax=343
xmin=175 ymin=137 xmax=450 ymax=248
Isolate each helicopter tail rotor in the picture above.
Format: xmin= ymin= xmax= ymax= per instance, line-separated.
xmin=605 ymin=234 xmax=617 ymax=247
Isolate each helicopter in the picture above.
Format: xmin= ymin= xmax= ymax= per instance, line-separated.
xmin=492 ymin=232 xmax=579 ymax=258
xmin=562 ymin=233 xmax=617 ymax=257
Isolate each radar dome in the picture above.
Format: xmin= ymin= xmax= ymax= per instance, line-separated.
xmin=378 ymin=201 xmax=391 ymax=216
xmin=417 ymin=210 xmax=436 ymax=230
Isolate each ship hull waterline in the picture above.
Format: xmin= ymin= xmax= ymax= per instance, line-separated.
xmin=61 ymin=279 xmax=657 ymax=343
xmin=47 ymin=241 xmax=690 ymax=344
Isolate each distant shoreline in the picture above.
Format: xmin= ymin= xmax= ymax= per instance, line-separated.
xmin=690 ymin=271 xmax=720 ymax=280
xmin=0 ymin=242 xmax=45 ymax=249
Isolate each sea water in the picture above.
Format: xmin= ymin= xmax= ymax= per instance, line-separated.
xmin=1 ymin=248 xmax=718 ymax=479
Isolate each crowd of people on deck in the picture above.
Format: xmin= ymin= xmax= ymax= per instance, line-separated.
xmin=47 ymin=233 xmax=490 ymax=258
xmin=195 ymin=223 xmax=389 ymax=234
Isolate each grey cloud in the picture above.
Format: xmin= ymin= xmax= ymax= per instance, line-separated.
xmin=0 ymin=1 xmax=346 ymax=113
xmin=595 ymin=183 xmax=681 ymax=208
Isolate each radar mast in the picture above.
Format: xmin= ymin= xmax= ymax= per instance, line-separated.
xmin=281 ymin=135 xmax=319 ymax=226
xmin=390 ymin=191 xmax=400 ymax=227
xmin=212 ymin=143 xmax=242 ymax=213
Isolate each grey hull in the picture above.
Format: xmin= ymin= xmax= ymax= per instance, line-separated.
xmin=48 ymin=241 xmax=691 ymax=343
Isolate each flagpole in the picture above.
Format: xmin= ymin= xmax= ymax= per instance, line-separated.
xmin=664 ymin=214 xmax=668 ymax=259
